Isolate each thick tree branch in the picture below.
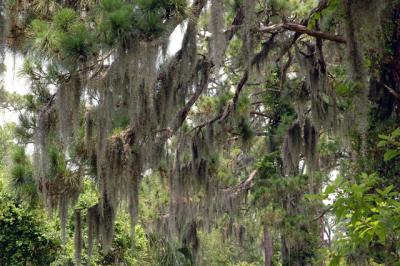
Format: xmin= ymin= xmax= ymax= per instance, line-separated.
xmin=258 ymin=23 xmax=346 ymax=44
xmin=232 ymin=70 xmax=249 ymax=109
xmin=167 ymin=3 xmax=248 ymax=133
xmin=225 ymin=6 xmax=245 ymax=41
xmin=171 ymin=60 xmax=211 ymax=133
xmin=222 ymin=170 xmax=258 ymax=195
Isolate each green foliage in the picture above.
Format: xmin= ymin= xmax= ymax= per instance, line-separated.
xmin=112 ymin=115 xmax=131 ymax=133
xmin=140 ymin=172 xmax=169 ymax=220
xmin=318 ymin=136 xmax=340 ymax=156
xmin=75 ymin=178 xmax=99 ymax=209
xmin=328 ymin=173 xmax=400 ymax=265
xmin=58 ymin=22 xmax=94 ymax=59
xmin=100 ymin=218 xmax=154 ymax=265
xmin=308 ymin=0 xmax=339 ymax=30
xmin=98 ymin=0 xmax=187 ymax=44
xmin=31 ymin=8 xmax=95 ymax=65
xmin=53 ymin=8 xmax=77 ymax=31
xmin=137 ymin=0 xmax=187 ymax=14
xmin=378 ymin=127 xmax=400 ymax=161
xmin=98 ymin=0 xmax=136 ymax=45
xmin=0 ymin=124 xmax=16 ymax=189
xmin=334 ymin=80 xmax=358 ymax=98
xmin=253 ymin=152 xmax=281 ymax=203
xmin=49 ymin=144 xmax=68 ymax=178
xmin=9 ymin=146 xmax=38 ymax=205
xmin=0 ymin=194 xmax=61 ymax=265
xmin=198 ymin=227 xmax=262 ymax=266
xmin=3 ymin=0 xmax=400 ymax=265
xmin=137 ymin=11 xmax=164 ymax=38
xmin=255 ymin=152 xmax=323 ymax=265
xmin=268 ymin=0 xmax=317 ymax=18
xmin=48 ymin=209 xmax=154 ymax=266
xmin=237 ymin=117 xmax=253 ymax=143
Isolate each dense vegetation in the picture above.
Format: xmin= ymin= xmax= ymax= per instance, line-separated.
xmin=0 ymin=0 xmax=399 ymax=265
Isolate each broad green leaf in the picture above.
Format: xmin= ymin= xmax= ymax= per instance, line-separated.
xmin=324 ymin=184 xmax=335 ymax=195
xmin=378 ymin=134 xmax=390 ymax=140
xmin=391 ymin=128 xmax=400 ymax=137
xmin=384 ymin=149 xmax=400 ymax=161
xmin=377 ymin=140 xmax=388 ymax=147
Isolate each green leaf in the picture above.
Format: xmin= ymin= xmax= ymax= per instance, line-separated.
xmin=391 ymin=128 xmax=400 ymax=138
xmin=384 ymin=149 xmax=400 ymax=161
xmin=324 ymin=184 xmax=336 ymax=195
xmin=377 ymin=140 xmax=388 ymax=147
xmin=304 ymin=193 xmax=326 ymax=201
xmin=378 ymin=134 xmax=390 ymax=140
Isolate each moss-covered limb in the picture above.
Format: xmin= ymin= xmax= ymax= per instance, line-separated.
xmin=230 ymin=34 xmax=279 ymax=112
xmin=161 ymin=0 xmax=250 ymax=127
xmin=156 ymin=19 xmax=199 ymax=128
xmin=224 ymin=5 xmax=245 ymax=41
xmin=169 ymin=59 xmax=211 ymax=134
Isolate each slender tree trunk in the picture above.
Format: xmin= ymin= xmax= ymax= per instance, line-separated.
xmin=74 ymin=210 xmax=82 ymax=266
xmin=264 ymin=224 xmax=273 ymax=266
xmin=281 ymin=225 xmax=290 ymax=266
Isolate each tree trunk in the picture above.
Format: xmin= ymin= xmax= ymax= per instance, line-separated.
xmin=264 ymin=224 xmax=273 ymax=266
xmin=74 ymin=210 xmax=82 ymax=266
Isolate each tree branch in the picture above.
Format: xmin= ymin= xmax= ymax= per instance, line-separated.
xmin=258 ymin=23 xmax=346 ymax=44
xmin=170 ymin=60 xmax=211 ymax=133
xmin=384 ymin=84 xmax=400 ymax=101
xmin=222 ymin=170 xmax=258 ymax=195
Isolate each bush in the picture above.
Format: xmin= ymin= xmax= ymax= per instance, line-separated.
xmin=0 ymin=194 xmax=62 ymax=266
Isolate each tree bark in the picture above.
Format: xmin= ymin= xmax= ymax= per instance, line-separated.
xmin=264 ymin=224 xmax=273 ymax=266
xmin=74 ymin=210 xmax=82 ymax=266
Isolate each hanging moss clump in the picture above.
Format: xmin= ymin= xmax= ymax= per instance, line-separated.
xmin=303 ymin=118 xmax=318 ymax=172
xmin=295 ymin=44 xmax=338 ymax=132
xmin=210 ymin=0 xmax=225 ymax=71
xmin=56 ymin=75 xmax=81 ymax=148
xmin=282 ymin=121 xmax=302 ymax=175
xmin=87 ymin=203 xmax=100 ymax=259
xmin=97 ymin=135 xmax=124 ymax=252
xmin=282 ymin=118 xmax=318 ymax=176
xmin=156 ymin=20 xmax=199 ymax=128
xmin=342 ymin=0 xmax=370 ymax=157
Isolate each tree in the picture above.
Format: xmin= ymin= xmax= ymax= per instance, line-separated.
xmin=0 ymin=0 xmax=400 ymax=265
